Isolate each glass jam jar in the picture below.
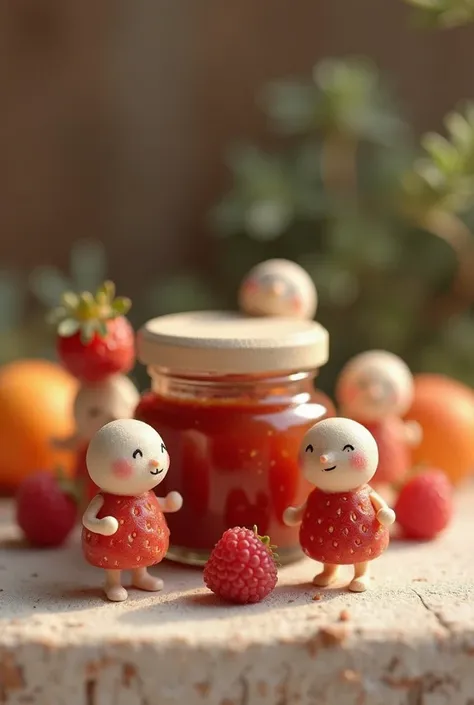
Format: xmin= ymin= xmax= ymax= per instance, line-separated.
xmin=135 ymin=311 xmax=334 ymax=565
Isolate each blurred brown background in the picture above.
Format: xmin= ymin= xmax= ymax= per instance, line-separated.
xmin=2 ymin=0 xmax=474 ymax=296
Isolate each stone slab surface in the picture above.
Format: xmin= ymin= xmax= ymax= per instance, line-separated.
xmin=1 ymin=490 xmax=474 ymax=705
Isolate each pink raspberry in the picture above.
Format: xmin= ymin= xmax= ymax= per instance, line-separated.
xmin=203 ymin=526 xmax=278 ymax=604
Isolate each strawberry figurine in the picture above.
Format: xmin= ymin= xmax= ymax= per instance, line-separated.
xmin=284 ymin=417 xmax=395 ymax=592
xmin=82 ymin=418 xmax=183 ymax=602
xmin=336 ymin=350 xmax=422 ymax=489
xmin=51 ymin=280 xmax=135 ymax=383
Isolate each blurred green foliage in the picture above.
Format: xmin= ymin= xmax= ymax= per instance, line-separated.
xmin=2 ymin=7 xmax=473 ymax=399
xmin=405 ymin=0 xmax=474 ymax=27
xmin=207 ymin=57 xmax=474 ymax=393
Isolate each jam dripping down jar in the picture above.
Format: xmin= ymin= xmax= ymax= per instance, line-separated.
xmin=135 ymin=311 xmax=334 ymax=565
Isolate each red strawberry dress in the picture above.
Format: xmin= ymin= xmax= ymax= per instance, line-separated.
xmin=299 ymin=485 xmax=389 ymax=565
xmin=82 ymin=491 xmax=170 ymax=570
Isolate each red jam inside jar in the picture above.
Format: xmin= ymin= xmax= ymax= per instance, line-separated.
xmin=136 ymin=311 xmax=333 ymax=565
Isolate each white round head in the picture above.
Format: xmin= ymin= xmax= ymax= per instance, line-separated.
xmin=238 ymin=258 xmax=317 ymax=319
xmin=74 ymin=375 xmax=140 ymax=441
xmin=86 ymin=419 xmax=170 ymax=496
xmin=336 ymin=350 xmax=414 ymax=422
xmin=300 ymin=417 xmax=379 ymax=493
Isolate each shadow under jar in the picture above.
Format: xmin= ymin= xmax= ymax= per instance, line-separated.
xmin=135 ymin=311 xmax=334 ymax=566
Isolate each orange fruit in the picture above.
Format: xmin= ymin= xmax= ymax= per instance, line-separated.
xmin=405 ymin=374 xmax=474 ymax=485
xmin=0 ymin=359 xmax=78 ymax=492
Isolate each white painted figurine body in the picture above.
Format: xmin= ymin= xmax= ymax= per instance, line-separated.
xmin=238 ymin=258 xmax=317 ymax=319
xmin=82 ymin=418 xmax=183 ymax=602
xmin=284 ymin=417 xmax=395 ymax=592
xmin=336 ymin=350 xmax=421 ymax=487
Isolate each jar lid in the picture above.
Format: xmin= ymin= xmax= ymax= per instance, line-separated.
xmin=137 ymin=310 xmax=329 ymax=375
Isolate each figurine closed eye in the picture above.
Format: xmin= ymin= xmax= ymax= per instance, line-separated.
xmin=283 ymin=417 xmax=395 ymax=593
xmin=238 ymin=258 xmax=317 ymax=320
xmin=81 ymin=418 xmax=183 ymax=602
xmin=336 ymin=350 xmax=422 ymax=489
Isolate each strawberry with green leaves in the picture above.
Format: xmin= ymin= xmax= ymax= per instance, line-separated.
xmin=51 ymin=281 xmax=135 ymax=383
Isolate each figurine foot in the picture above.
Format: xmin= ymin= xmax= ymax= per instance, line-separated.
xmin=349 ymin=562 xmax=370 ymax=592
xmin=105 ymin=584 xmax=128 ymax=602
xmin=348 ymin=576 xmax=370 ymax=593
xmin=132 ymin=568 xmax=164 ymax=592
xmin=312 ymin=564 xmax=339 ymax=587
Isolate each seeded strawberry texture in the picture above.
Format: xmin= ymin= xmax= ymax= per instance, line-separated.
xmin=203 ymin=526 xmax=278 ymax=604
xmin=299 ymin=486 xmax=389 ymax=565
xmin=395 ymin=469 xmax=453 ymax=540
xmin=16 ymin=472 xmax=78 ymax=548
xmin=82 ymin=491 xmax=170 ymax=570
xmin=51 ymin=281 xmax=135 ymax=383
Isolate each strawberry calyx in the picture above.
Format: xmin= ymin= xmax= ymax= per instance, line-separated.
xmin=49 ymin=280 xmax=132 ymax=344
xmin=252 ymin=525 xmax=279 ymax=562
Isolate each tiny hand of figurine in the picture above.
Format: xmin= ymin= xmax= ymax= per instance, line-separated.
xmin=283 ymin=507 xmax=299 ymax=527
xmin=376 ymin=507 xmax=396 ymax=527
xmin=96 ymin=516 xmax=119 ymax=536
xmin=404 ymin=420 xmax=422 ymax=447
xmin=165 ymin=491 xmax=183 ymax=513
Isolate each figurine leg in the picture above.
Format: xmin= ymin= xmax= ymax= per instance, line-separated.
xmin=131 ymin=567 xmax=164 ymax=592
xmin=104 ymin=569 xmax=128 ymax=602
xmin=313 ymin=563 xmax=339 ymax=587
xmin=348 ymin=562 xmax=370 ymax=593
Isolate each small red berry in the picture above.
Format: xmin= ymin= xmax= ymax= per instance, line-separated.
xmin=16 ymin=472 xmax=78 ymax=547
xmin=51 ymin=281 xmax=135 ymax=383
xmin=203 ymin=526 xmax=278 ymax=604
xmin=57 ymin=316 xmax=135 ymax=383
xmin=395 ymin=469 xmax=453 ymax=541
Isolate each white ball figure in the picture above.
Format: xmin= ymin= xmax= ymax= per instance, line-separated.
xmin=238 ymin=258 xmax=317 ymax=319
xmin=283 ymin=418 xmax=395 ymax=593
xmin=52 ymin=374 xmax=140 ymax=507
xmin=82 ymin=419 xmax=183 ymax=602
xmin=336 ymin=350 xmax=422 ymax=487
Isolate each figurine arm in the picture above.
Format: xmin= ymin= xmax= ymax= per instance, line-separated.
xmin=369 ymin=490 xmax=396 ymax=527
xmin=50 ymin=433 xmax=81 ymax=452
xmin=157 ymin=491 xmax=183 ymax=513
xmin=283 ymin=502 xmax=307 ymax=527
xmin=403 ymin=420 xmax=422 ymax=447
xmin=82 ymin=495 xmax=119 ymax=536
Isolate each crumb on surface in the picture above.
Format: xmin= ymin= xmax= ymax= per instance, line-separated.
xmin=195 ymin=682 xmax=211 ymax=697
xmin=319 ymin=625 xmax=348 ymax=647
xmin=0 ymin=652 xmax=24 ymax=690
xmin=339 ymin=609 xmax=351 ymax=622
xmin=341 ymin=669 xmax=361 ymax=683
xmin=121 ymin=663 xmax=137 ymax=687
xmin=312 ymin=594 xmax=322 ymax=601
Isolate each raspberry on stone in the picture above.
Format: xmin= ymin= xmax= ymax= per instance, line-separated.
xmin=203 ymin=526 xmax=278 ymax=604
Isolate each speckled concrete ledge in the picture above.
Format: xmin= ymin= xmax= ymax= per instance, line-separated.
xmin=1 ymin=490 xmax=474 ymax=705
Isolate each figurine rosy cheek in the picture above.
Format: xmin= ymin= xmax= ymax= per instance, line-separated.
xmin=283 ymin=417 xmax=396 ymax=593
xmin=81 ymin=418 xmax=183 ymax=602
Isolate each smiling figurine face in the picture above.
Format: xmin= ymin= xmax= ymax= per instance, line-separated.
xmin=86 ymin=419 xmax=170 ymax=496
xmin=238 ymin=258 xmax=317 ymax=320
xmin=336 ymin=350 xmax=414 ymax=422
xmin=300 ymin=417 xmax=379 ymax=493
